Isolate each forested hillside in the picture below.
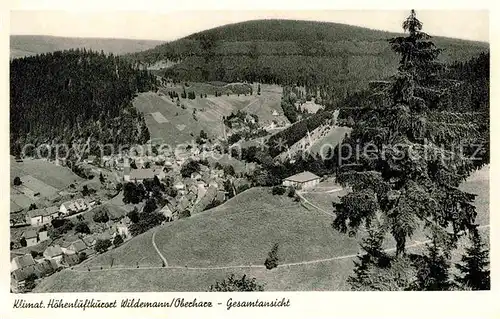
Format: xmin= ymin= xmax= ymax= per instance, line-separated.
xmin=262 ymin=50 xmax=489 ymax=159
xmin=127 ymin=19 xmax=488 ymax=105
xmin=10 ymin=49 xmax=158 ymax=158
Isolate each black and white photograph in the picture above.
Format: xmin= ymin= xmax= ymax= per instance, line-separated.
xmin=7 ymin=8 xmax=491 ymax=297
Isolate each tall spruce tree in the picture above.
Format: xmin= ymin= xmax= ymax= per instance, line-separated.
xmin=455 ymin=229 xmax=490 ymax=290
xmin=332 ymin=10 xmax=489 ymax=290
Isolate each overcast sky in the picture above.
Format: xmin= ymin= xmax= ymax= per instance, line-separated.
xmin=10 ymin=10 xmax=489 ymax=42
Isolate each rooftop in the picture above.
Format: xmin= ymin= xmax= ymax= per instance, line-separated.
xmin=12 ymin=254 xmax=35 ymax=269
xmin=70 ymin=239 xmax=87 ymax=253
xmin=26 ymin=206 xmax=59 ymax=218
xmin=129 ymin=168 xmax=162 ymax=180
xmin=284 ymin=171 xmax=320 ymax=183
xmin=44 ymin=245 xmax=63 ymax=258
xmin=12 ymin=259 xmax=55 ymax=282
xmin=82 ymin=235 xmax=96 ymax=246
xmin=23 ymin=229 xmax=37 ymax=239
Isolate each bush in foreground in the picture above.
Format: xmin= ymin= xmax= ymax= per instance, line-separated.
xmin=264 ymin=243 xmax=280 ymax=270
xmin=93 ymin=209 xmax=110 ymax=223
xmin=271 ymin=186 xmax=286 ymax=196
xmin=24 ymin=273 xmax=38 ymax=291
xmin=178 ymin=210 xmax=191 ymax=219
xmin=78 ymin=252 xmax=87 ymax=263
xmin=13 ymin=176 xmax=22 ymax=186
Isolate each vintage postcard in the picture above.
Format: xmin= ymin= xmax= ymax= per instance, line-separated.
xmin=2 ymin=2 xmax=497 ymax=318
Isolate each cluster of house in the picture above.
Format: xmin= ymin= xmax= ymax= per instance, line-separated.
xmin=10 ymin=239 xmax=87 ymax=292
xmin=10 ymin=253 xmax=60 ymax=292
xmin=23 ymin=198 xmax=95 ymax=228
xmin=11 ymin=218 xmax=131 ymax=292
xmin=172 ymin=164 xmax=229 ymax=213
xmin=120 ymin=150 xmax=233 ymax=217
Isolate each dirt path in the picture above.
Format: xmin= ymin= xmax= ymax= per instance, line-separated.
xmin=152 ymin=229 xmax=168 ymax=267
xmin=70 ymin=223 xmax=490 ymax=273
xmin=296 ymin=190 xmax=335 ymax=217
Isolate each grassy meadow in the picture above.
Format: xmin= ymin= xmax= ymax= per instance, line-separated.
xmin=133 ymin=83 xmax=285 ymax=145
xmin=11 ymin=156 xmax=83 ymax=190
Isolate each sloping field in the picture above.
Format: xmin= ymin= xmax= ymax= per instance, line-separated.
xmin=133 ymin=84 xmax=285 ymax=145
xmin=301 ymin=189 xmax=348 ymax=213
xmin=35 ymin=187 xmax=359 ymax=292
xmin=19 ymin=175 xmax=58 ymax=198
xmin=34 ymin=258 xmax=354 ymax=292
xmin=79 ymin=228 xmax=162 ymax=268
xmin=153 ymin=189 xmax=361 ymax=268
xmin=10 ymin=156 xmax=83 ymax=190
xmin=10 ymin=156 xmax=83 ymax=211
xmin=309 ymin=126 xmax=352 ymax=155
xmin=10 ymin=188 xmax=33 ymax=210
xmin=150 ymin=111 xmax=169 ymax=123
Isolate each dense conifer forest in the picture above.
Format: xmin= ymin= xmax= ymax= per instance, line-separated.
xmin=10 ymin=49 xmax=158 ymax=157
xmin=127 ymin=19 xmax=487 ymax=107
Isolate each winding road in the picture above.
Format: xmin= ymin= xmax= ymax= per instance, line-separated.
xmin=151 ymin=229 xmax=168 ymax=267
xmin=296 ymin=189 xmax=341 ymax=217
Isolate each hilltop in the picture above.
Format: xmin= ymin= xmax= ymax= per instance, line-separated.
xmin=128 ymin=19 xmax=488 ymax=104
xmin=10 ymin=35 xmax=164 ymax=59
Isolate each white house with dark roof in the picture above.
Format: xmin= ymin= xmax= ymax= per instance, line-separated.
xmin=59 ymin=198 xmax=87 ymax=216
xmin=126 ymin=168 xmax=165 ymax=183
xmin=25 ymin=206 xmax=59 ymax=226
xmin=43 ymin=245 xmax=64 ymax=267
xmin=159 ymin=204 xmax=173 ymax=222
xmin=23 ymin=229 xmax=38 ymax=247
xmin=25 ymin=209 xmax=45 ymax=226
xmin=11 ymin=254 xmax=35 ymax=272
xmin=282 ymin=171 xmax=321 ymax=189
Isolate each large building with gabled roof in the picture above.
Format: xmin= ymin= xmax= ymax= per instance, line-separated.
xmin=282 ymin=171 xmax=320 ymax=189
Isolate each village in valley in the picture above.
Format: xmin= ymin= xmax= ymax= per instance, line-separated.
xmin=10 ymin=108 xmax=331 ymax=292
xmin=9 ymin=10 xmax=490 ymax=293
